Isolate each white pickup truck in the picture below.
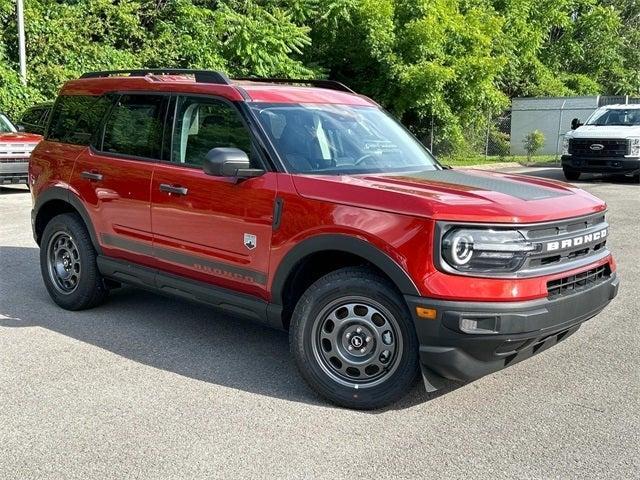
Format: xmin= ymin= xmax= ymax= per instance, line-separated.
xmin=562 ymin=104 xmax=640 ymax=181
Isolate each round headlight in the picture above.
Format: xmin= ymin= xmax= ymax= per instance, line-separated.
xmin=441 ymin=228 xmax=536 ymax=273
xmin=451 ymin=234 xmax=473 ymax=265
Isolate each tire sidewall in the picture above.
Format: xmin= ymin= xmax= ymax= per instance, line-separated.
xmin=291 ymin=270 xmax=419 ymax=409
xmin=40 ymin=214 xmax=102 ymax=310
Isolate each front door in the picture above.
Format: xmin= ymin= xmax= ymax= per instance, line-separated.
xmin=151 ymin=95 xmax=277 ymax=298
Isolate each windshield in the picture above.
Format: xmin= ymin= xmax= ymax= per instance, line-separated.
xmin=586 ymin=108 xmax=640 ymax=126
xmin=249 ymin=103 xmax=438 ymax=174
xmin=0 ymin=113 xmax=17 ymax=133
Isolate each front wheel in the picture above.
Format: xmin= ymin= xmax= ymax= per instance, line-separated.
xmin=290 ymin=267 xmax=419 ymax=409
xmin=563 ymin=168 xmax=581 ymax=181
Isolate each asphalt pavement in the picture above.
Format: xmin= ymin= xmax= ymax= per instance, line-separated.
xmin=0 ymin=168 xmax=638 ymax=479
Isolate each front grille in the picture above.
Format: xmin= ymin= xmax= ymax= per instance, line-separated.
xmin=0 ymin=158 xmax=29 ymax=163
xmin=0 ymin=142 xmax=37 ymax=159
xmin=520 ymin=213 xmax=609 ymax=273
xmin=569 ymin=138 xmax=629 ymax=158
xmin=547 ymin=264 xmax=610 ymax=298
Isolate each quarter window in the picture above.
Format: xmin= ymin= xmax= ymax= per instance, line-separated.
xmin=47 ymin=95 xmax=111 ymax=145
xmin=102 ymin=94 xmax=166 ymax=159
xmin=171 ymin=96 xmax=256 ymax=167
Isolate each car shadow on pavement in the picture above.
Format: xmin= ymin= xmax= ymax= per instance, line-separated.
xmin=0 ymin=186 xmax=30 ymax=194
xmin=0 ymin=246 xmax=443 ymax=412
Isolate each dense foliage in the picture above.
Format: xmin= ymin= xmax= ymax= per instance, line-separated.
xmin=0 ymin=0 xmax=638 ymax=154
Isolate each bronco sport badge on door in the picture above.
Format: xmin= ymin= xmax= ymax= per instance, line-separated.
xmin=244 ymin=233 xmax=257 ymax=250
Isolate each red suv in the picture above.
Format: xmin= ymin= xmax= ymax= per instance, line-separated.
xmin=30 ymin=70 xmax=619 ymax=409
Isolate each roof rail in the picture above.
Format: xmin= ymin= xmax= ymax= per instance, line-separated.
xmin=80 ymin=69 xmax=232 ymax=85
xmin=234 ymin=77 xmax=355 ymax=94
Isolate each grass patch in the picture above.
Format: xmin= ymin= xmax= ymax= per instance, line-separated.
xmin=440 ymin=154 xmax=559 ymax=167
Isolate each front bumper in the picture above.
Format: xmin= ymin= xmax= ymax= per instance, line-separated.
xmin=0 ymin=159 xmax=29 ymax=184
xmin=562 ymin=155 xmax=639 ymax=175
xmin=405 ymin=272 xmax=619 ymax=385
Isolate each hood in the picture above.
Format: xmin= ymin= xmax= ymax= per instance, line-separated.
xmin=0 ymin=132 xmax=42 ymax=143
xmin=568 ymin=125 xmax=640 ymax=139
xmin=292 ymin=169 xmax=606 ymax=223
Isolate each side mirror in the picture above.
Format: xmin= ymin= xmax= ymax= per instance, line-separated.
xmin=16 ymin=124 xmax=25 ymax=132
xmin=570 ymin=118 xmax=582 ymax=130
xmin=203 ymin=147 xmax=264 ymax=178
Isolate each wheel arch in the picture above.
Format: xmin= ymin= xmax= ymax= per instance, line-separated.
xmin=33 ymin=187 xmax=101 ymax=254
xmin=271 ymin=235 xmax=420 ymax=328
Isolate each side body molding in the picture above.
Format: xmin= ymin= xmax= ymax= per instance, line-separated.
xmin=271 ymin=234 xmax=420 ymax=305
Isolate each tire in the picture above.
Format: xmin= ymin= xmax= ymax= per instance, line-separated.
xmin=290 ymin=267 xmax=419 ymax=409
xmin=40 ymin=213 xmax=108 ymax=310
xmin=563 ymin=168 xmax=581 ymax=181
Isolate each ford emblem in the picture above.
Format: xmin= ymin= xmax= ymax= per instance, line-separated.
xmin=590 ymin=144 xmax=605 ymax=151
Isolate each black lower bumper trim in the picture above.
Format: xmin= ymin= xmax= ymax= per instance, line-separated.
xmin=405 ymin=272 xmax=619 ymax=383
xmin=562 ymin=155 xmax=640 ymax=174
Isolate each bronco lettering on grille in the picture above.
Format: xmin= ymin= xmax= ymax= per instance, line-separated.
xmin=545 ymin=228 xmax=607 ymax=252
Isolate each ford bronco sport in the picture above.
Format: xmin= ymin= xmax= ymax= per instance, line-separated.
xmin=1 ymin=112 xmax=41 ymax=185
xmin=30 ymin=69 xmax=619 ymax=409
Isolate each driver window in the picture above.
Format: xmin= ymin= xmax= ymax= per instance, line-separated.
xmin=171 ymin=96 xmax=257 ymax=167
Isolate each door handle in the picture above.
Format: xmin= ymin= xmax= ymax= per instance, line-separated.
xmin=80 ymin=171 xmax=103 ymax=181
xmin=159 ymin=183 xmax=188 ymax=196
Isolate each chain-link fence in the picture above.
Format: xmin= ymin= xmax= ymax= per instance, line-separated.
xmin=424 ymin=111 xmax=513 ymax=161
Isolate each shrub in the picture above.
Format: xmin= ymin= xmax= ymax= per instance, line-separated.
xmin=523 ymin=130 xmax=545 ymax=160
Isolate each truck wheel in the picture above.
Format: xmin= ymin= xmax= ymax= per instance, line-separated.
xmin=563 ymin=168 xmax=581 ymax=181
xmin=290 ymin=267 xmax=419 ymax=409
xmin=40 ymin=213 xmax=108 ymax=310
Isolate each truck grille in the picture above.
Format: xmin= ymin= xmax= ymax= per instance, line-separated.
xmin=547 ymin=264 xmax=610 ymax=298
xmin=0 ymin=142 xmax=37 ymax=159
xmin=568 ymin=138 xmax=629 ymax=158
xmin=0 ymin=158 xmax=29 ymax=163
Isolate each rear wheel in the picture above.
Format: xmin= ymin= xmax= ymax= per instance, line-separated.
xmin=290 ymin=267 xmax=419 ymax=409
xmin=563 ymin=168 xmax=581 ymax=181
xmin=40 ymin=213 xmax=108 ymax=310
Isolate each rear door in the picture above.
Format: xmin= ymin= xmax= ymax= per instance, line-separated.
xmin=70 ymin=93 xmax=168 ymax=267
xmin=150 ymin=95 xmax=277 ymax=297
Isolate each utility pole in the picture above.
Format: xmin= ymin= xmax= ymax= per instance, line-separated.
xmin=16 ymin=0 xmax=27 ymax=85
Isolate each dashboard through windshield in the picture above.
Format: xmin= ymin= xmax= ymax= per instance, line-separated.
xmin=249 ymin=103 xmax=439 ymax=174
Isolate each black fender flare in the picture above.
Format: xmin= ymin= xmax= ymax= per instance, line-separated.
xmin=33 ymin=187 xmax=101 ymax=254
xmin=271 ymin=234 xmax=420 ymax=305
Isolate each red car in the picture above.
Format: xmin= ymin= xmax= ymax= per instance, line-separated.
xmin=0 ymin=112 xmax=41 ymax=185
xmin=29 ymin=70 xmax=618 ymax=409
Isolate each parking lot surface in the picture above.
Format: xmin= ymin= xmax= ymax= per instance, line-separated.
xmin=1 ymin=168 xmax=638 ymax=479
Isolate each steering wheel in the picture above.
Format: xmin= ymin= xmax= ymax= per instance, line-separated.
xmin=354 ymin=153 xmax=376 ymax=166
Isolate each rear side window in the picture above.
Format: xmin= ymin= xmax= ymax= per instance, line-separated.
xmin=102 ymin=94 xmax=165 ymax=159
xmin=47 ymin=95 xmax=111 ymax=145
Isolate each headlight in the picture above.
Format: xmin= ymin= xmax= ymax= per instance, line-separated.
xmin=562 ymin=136 xmax=570 ymax=155
xmin=441 ymin=228 xmax=537 ymax=273
xmin=628 ymin=137 xmax=640 ymax=157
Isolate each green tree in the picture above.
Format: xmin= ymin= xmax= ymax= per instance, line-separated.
xmin=0 ymin=0 xmax=638 ymax=153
